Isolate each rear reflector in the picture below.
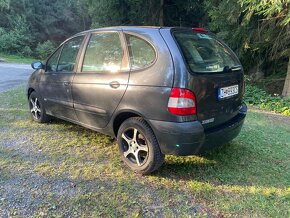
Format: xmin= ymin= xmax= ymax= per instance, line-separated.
xmin=192 ymin=27 xmax=208 ymax=33
xmin=168 ymin=88 xmax=196 ymax=115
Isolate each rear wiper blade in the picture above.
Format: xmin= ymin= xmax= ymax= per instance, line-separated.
xmin=223 ymin=65 xmax=242 ymax=72
xmin=231 ymin=65 xmax=242 ymax=71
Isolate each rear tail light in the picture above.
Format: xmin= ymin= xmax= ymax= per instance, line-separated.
xmin=168 ymin=88 xmax=196 ymax=115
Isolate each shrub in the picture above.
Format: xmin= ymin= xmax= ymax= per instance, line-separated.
xmin=244 ymin=84 xmax=290 ymax=116
xmin=35 ymin=41 xmax=56 ymax=60
xmin=21 ymin=46 xmax=33 ymax=57
xmin=0 ymin=16 xmax=34 ymax=55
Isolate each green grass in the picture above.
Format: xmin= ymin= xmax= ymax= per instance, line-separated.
xmin=0 ymin=52 xmax=36 ymax=64
xmin=0 ymin=87 xmax=289 ymax=217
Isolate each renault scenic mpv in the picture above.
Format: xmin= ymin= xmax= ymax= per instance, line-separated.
xmin=28 ymin=26 xmax=247 ymax=174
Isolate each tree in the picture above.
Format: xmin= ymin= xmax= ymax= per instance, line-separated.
xmin=159 ymin=0 xmax=164 ymax=26
xmin=0 ymin=0 xmax=91 ymax=44
xmin=205 ymin=0 xmax=290 ymax=96
xmin=239 ymin=0 xmax=290 ymax=97
xmin=165 ymin=0 xmax=206 ymax=27
xmin=0 ymin=15 xmax=34 ymax=55
xmin=0 ymin=0 xmax=9 ymax=9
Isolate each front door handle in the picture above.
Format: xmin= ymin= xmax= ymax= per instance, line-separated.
xmin=63 ymin=81 xmax=70 ymax=86
xmin=109 ymin=81 xmax=120 ymax=89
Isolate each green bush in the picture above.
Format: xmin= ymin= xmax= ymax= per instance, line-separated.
xmin=21 ymin=46 xmax=33 ymax=57
xmin=244 ymin=84 xmax=290 ymax=116
xmin=0 ymin=16 xmax=34 ymax=55
xmin=35 ymin=41 xmax=56 ymax=60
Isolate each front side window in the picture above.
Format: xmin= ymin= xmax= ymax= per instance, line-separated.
xmin=57 ymin=36 xmax=84 ymax=72
xmin=46 ymin=48 xmax=61 ymax=72
xmin=126 ymin=34 xmax=156 ymax=69
xmin=174 ymin=30 xmax=240 ymax=73
xmin=82 ymin=32 xmax=124 ymax=72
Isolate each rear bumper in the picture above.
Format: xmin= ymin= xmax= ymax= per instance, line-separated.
xmin=148 ymin=103 xmax=247 ymax=156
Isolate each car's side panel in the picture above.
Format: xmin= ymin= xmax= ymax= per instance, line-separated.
xmin=114 ymin=86 xmax=172 ymax=120
xmin=72 ymin=72 xmax=129 ymax=128
xmin=72 ymin=30 xmax=130 ymax=129
xmin=159 ymin=28 xmax=188 ymax=88
xmin=39 ymin=72 xmax=77 ymax=120
xmin=38 ymin=35 xmax=86 ymax=121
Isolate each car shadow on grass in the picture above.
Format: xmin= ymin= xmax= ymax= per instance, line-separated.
xmin=153 ymin=140 xmax=289 ymax=189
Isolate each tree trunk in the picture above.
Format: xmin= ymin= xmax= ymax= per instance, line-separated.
xmin=282 ymin=56 xmax=290 ymax=97
xmin=159 ymin=0 xmax=164 ymax=26
xmin=251 ymin=61 xmax=264 ymax=82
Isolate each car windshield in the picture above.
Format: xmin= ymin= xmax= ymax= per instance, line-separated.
xmin=174 ymin=30 xmax=241 ymax=73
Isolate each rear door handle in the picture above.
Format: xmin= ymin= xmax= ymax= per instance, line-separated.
xmin=63 ymin=81 xmax=71 ymax=86
xmin=109 ymin=81 xmax=120 ymax=89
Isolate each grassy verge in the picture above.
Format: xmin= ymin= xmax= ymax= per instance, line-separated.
xmin=0 ymin=87 xmax=289 ymax=217
xmin=0 ymin=52 xmax=35 ymax=64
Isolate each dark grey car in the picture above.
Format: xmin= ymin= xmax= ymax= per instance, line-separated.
xmin=27 ymin=26 xmax=247 ymax=174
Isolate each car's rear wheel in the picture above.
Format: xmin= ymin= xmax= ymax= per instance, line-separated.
xmin=28 ymin=91 xmax=50 ymax=123
xmin=117 ymin=117 xmax=164 ymax=174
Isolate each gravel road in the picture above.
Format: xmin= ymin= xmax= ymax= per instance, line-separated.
xmin=0 ymin=63 xmax=33 ymax=92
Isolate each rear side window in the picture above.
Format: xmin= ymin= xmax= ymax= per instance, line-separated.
xmin=126 ymin=34 xmax=156 ymax=69
xmin=174 ymin=30 xmax=240 ymax=73
xmin=82 ymin=32 xmax=124 ymax=72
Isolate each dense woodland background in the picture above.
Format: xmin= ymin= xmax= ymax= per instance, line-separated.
xmin=0 ymin=0 xmax=289 ymax=98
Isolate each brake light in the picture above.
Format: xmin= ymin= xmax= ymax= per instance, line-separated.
xmin=168 ymin=88 xmax=196 ymax=115
xmin=192 ymin=27 xmax=208 ymax=33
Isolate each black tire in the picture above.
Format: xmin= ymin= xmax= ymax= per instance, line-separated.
xmin=28 ymin=91 xmax=50 ymax=123
xmin=117 ymin=117 xmax=164 ymax=174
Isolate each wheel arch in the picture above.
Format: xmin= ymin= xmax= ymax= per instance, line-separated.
xmin=27 ymin=87 xmax=35 ymax=98
xmin=113 ymin=110 xmax=146 ymax=137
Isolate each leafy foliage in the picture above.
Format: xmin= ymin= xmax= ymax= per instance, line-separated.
xmin=35 ymin=41 xmax=56 ymax=60
xmin=244 ymin=84 xmax=290 ymax=115
xmin=0 ymin=0 xmax=90 ymax=43
xmin=0 ymin=16 xmax=34 ymax=55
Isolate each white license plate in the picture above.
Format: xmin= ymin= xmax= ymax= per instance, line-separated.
xmin=218 ymin=85 xmax=239 ymax=99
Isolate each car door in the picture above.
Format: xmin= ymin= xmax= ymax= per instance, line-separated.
xmin=72 ymin=31 xmax=130 ymax=129
xmin=39 ymin=35 xmax=85 ymax=121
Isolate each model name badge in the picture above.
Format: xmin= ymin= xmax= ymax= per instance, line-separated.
xmin=202 ymin=118 xmax=215 ymax=125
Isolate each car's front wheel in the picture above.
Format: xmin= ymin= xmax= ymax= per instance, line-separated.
xmin=28 ymin=91 xmax=50 ymax=123
xmin=117 ymin=117 xmax=164 ymax=174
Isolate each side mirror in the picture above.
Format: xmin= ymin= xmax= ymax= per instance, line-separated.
xmin=31 ymin=61 xmax=44 ymax=70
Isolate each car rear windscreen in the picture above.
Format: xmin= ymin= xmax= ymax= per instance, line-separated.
xmin=174 ymin=30 xmax=241 ymax=73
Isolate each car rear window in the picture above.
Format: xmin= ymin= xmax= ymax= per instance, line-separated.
xmin=174 ymin=30 xmax=241 ymax=73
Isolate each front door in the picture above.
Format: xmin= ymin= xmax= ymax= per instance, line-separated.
xmin=39 ymin=35 xmax=85 ymax=121
xmin=72 ymin=31 xmax=130 ymax=129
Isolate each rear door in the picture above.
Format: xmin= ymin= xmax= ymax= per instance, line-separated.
xmin=39 ymin=35 xmax=85 ymax=121
xmin=72 ymin=30 xmax=130 ymax=129
xmin=173 ymin=30 xmax=244 ymax=128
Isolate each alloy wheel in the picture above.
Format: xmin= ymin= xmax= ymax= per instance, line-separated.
xmin=121 ymin=128 xmax=149 ymax=166
xmin=29 ymin=97 xmax=41 ymax=120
